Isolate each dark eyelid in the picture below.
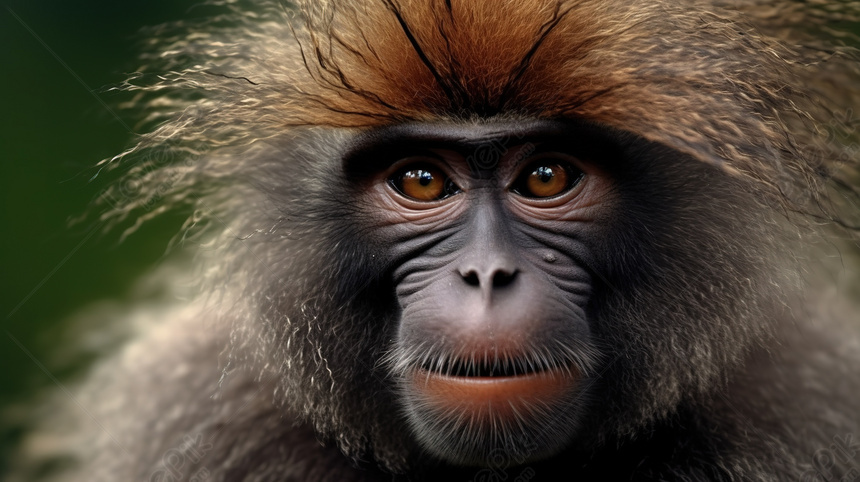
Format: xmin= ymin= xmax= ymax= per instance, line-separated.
xmin=510 ymin=149 xmax=579 ymax=173
xmin=386 ymin=154 xmax=449 ymax=178
xmin=345 ymin=149 xmax=445 ymax=179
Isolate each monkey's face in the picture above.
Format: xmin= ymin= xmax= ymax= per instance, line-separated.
xmin=272 ymin=118 xmax=776 ymax=470
xmin=343 ymin=120 xmax=614 ymax=465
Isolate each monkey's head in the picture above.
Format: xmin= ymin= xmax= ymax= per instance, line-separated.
xmin=106 ymin=0 xmax=858 ymax=473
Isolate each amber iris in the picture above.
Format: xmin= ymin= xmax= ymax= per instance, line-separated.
xmin=524 ymin=164 xmax=570 ymax=198
xmin=395 ymin=167 xmax=446 ymax=201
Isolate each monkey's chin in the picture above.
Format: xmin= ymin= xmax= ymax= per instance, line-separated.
xmin=403 ymin=367 xmax=582 ymax=466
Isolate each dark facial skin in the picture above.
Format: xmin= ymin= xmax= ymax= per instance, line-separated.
xmin=343 ymin=121 xmax=617 ymax=465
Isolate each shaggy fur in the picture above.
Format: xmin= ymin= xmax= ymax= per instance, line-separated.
xmin=9 ymin=0 xmax=860 ymax=481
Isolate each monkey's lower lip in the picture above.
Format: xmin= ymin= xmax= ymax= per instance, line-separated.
xmin=411 ymin=367 xmax=577 ymax=416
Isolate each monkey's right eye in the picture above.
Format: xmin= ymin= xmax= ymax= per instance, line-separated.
xmin=389 ymin=165 xmax=460 ymax=202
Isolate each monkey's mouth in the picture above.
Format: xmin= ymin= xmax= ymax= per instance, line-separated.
xmin=411 ymin=358 xmax=578 ymax=419
xmin=422 ymin=358 xmax=549 ymax=377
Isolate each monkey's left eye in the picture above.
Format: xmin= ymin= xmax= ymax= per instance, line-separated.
xmin=512 ymin=161 xmax=584 ymax=199
xmin=389 ymin=165 xmax=460 ymax=202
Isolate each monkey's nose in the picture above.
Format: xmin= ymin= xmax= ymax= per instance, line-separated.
xmin=458 ymin=263 xmax=519 ymax=303
xmin=459 ymin=266 xmax=518 ymax=289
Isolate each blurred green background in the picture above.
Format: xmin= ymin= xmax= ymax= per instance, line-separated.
xmin=0 ymin=1 xmax=202 ymax=475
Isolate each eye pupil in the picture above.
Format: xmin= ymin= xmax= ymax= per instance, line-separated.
xmin=535 ymin=166 xmax=554 ymax=183
xmin=418 ymin=171 xmax=433 ymax=186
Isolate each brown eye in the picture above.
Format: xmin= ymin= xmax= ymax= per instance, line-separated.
xmin=390 ymin=165 xmax=459 ymax=202
xmin=514 ymin=162 xmax=582 ymax=199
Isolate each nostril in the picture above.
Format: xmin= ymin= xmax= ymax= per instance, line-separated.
xmin=492 ymin=269 xmax=517 ymax=288
xmin=463 ymin=271 xmax=480 ymax=286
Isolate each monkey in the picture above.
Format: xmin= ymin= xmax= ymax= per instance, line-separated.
xmin=9 ymin=0 xmax=860 ymax=481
